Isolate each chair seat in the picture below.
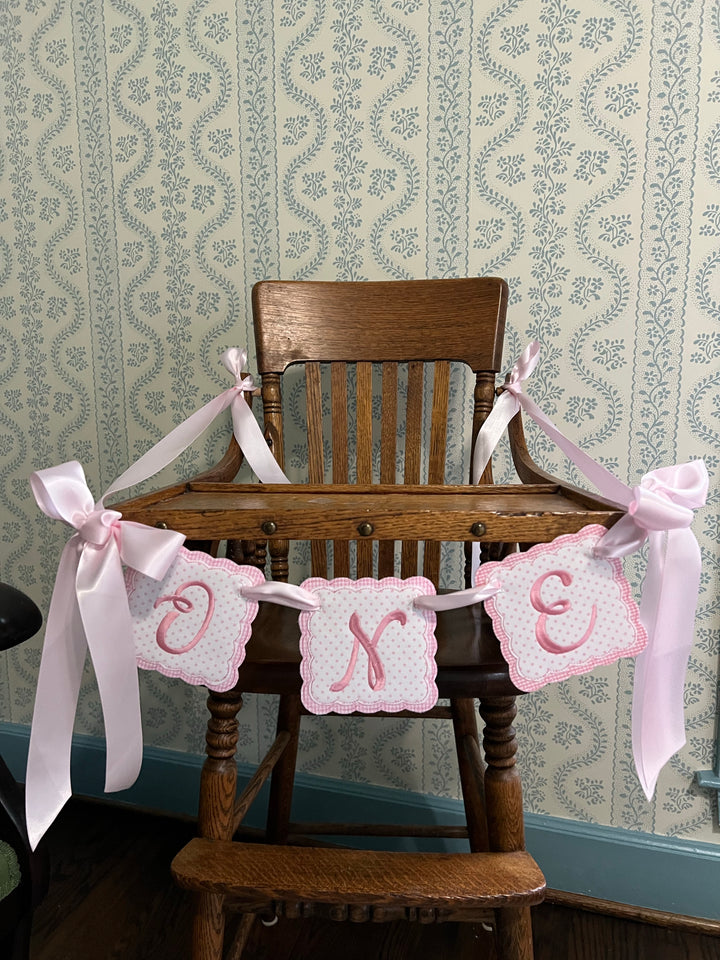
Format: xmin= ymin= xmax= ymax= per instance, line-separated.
xmin=236 ymin=600 xmax=521 ymax=699
xmin=172 ymin=839 xmax=545 ymax=913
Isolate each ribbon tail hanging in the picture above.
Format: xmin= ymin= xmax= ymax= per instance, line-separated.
xmin=101 ymin=346 xmax=290 ymax=499
xmin=471 ymin=391 xmax=518 ymax=485
xmin=76 ymin=539 xmax=144 ymax=794
xmin=230 ymin=394 xmax=290 ymax=484
xmin=102 ymin=391 xmax=237 ymax=500
xmin=26 ymin=462 xmax=186 ymax=850
xmin=470 ymin=391 xmax=520 ymax=582
xmin=632 ymin=528 xmax=702 ymax=800
xmin=25 ymin=539 xmax=87 ymax=851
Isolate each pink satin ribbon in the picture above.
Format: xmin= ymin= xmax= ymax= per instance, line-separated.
xmin=412 ymin=583 xmax=500 ymax=610
xmin=473 ymin=341 xmax=708 ymax=799
xmin=472 ymin=341 xmax=629 ymax=504
xmin=240 ymin=581 xmax=501 ymax=613
xmin=595 ymin=462 xmax=708 ymax=800
xmin=26 ymin=347 xmax=288 ymax=850
xmin=26 ymin=461 xmax=185 ymax=850
xmin=240 ymin=580 xmax=321 ymax=610
xmin=103 ymin=347 xmax=289 ymax=490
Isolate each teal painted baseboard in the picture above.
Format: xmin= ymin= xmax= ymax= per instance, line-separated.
xmin=2 ymin=721 xmax=718 ymax=921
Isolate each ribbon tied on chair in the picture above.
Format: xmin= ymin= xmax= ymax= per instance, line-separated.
xmin=474 ymin=342 xmax=708 ymax=800
xmin=105 ymin=348 xmax=289 ymax=489
xmin=472 ymin=341 xmax=630 ymax=506
xmin=26 ymin=461 xmax=185 ymax=851
xmin=594 ymin=461 xmax=708 ymax=800
xmin=26 ymin=347 xmax=290 ymax=850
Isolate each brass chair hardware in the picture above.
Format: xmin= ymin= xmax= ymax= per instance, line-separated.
xmin=470 ymin=522 xmax=486 ymax=537
xmin=357 ymin=521 xmax=374 ymax=537
xmin=261 ymin=520 xmax=278 ymax=536
xmin=155 ymin=521 xmax=168 ymax=530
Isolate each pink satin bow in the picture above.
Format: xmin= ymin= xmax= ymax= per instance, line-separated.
xmin=595 ymin=461 xmax=708 ymax=800
xmin=474 ymin=342 xmax=707 ymax=799
xmin=108 ymin=348 xmax=289 ymax=489
xmin=26 ymin=461 xmax=185 ymax=850
xmin=26 ymin=347 xmax=289 ymax=850
xmin=472 ymin=341 xmax=629 ymax=504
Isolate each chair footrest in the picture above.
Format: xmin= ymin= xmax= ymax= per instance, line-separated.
xmin=171 ymin=839 xmax=546 ymax=912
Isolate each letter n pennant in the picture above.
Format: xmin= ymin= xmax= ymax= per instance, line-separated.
xmin=298 ymin=577 xmax=439 ymax=714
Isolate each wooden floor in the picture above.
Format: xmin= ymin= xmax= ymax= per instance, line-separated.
xmin=29 ymin=799 xmax=720 ymax=960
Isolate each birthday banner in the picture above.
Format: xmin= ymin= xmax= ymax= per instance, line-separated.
xmin=23 ymin=343 xmax=707 ymax=850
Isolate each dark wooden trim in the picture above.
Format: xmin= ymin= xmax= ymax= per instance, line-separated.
xmin=544 ymin=889 xmax=720 ymax=937
xmin=232 ymin=731 xmax=292 ymax=832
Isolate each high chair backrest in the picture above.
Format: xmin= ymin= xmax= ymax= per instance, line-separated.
xmin=251 ymin=278 xmax=508 ymax=585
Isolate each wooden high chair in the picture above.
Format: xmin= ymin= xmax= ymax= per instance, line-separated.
xmin=117 ymin=278 xmax=623 ymax=960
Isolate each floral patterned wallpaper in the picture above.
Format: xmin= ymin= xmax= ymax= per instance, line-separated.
xmin=0 ymin=0 xmax=718 ymax=842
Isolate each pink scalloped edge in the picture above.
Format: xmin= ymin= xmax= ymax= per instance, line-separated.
xmin=474 ymin=525 xmax=648 ymax=692
xmin=127 ymin=547 xmax=265 ymax=692
xmin=298 ymin=576 xmax=439 ymax=715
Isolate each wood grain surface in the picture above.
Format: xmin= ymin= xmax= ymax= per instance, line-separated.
xmin=251 ymin=278 xmax=507 ymax=372
xmin=171 ymin=839 xmax=545 ymax=908
xmin=115 ymin=483 xmax=623 ymax=544
xmin=29 ymin=800 xmax=720 ymax=960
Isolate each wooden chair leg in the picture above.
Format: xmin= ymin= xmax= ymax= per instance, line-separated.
xmin=478 ymin=696 xmax=535 ymax=960
xmin=495 ymin=906 xmax=534 ymax=960
xmin=192 ymin=893 xmax=226 ymax=960
xmin=225 ymin=912 xmax=258 ymax=960
xmin=266 ymin=694 xmax=302 ymax=843
xmin=450 ymin=697 xmax=488 ymax=852
xmin=193 ymin=684 xmax=245 ymax=960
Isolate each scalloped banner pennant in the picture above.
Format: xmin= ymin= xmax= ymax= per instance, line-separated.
xmin=475 ymin=525 xmax=647 ymax=692
xmin=125 ymin=548 xmax=265 ymax=692
xmin=298 ymin=577 xmax=438 ymax=715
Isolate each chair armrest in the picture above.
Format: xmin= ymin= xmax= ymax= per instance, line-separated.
xmin=507 ymin=409 xmax=624 ymax=512
xmin=190 ymin=434 xmax=244 ymax=483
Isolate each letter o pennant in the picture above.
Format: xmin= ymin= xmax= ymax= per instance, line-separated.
xmin=126 ymin=547 xmax=264 ymax=691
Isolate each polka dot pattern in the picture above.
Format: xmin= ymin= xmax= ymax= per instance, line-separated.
xmin=298 ymin=577 xmax=439 ymax=715
xmin=475 ymin=525 xmax=647 ymax=692
xmin=126 ymin=548 xmax=265 ymax=692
